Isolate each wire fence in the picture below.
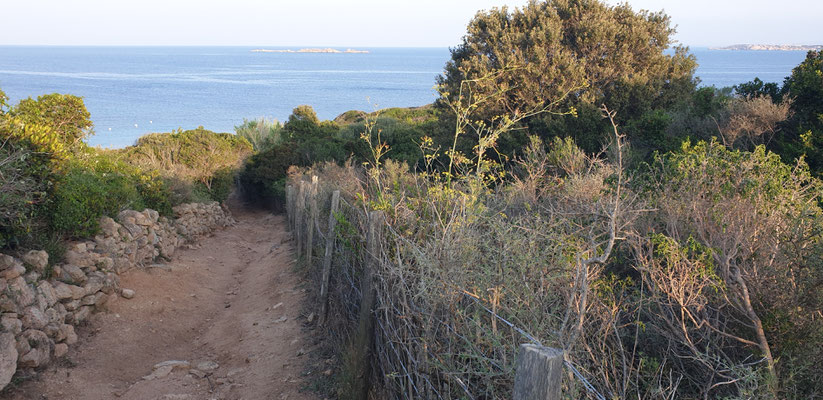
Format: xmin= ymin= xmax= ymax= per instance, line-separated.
xmin=286 ymin=173 xmax=606 ymax=399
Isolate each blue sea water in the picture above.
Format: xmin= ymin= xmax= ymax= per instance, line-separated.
xmin=0 ymin=46 xmax=812 ymax=148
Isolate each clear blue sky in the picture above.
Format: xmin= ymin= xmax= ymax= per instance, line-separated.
xmin=2 ymin=0 xmax=820 ymax=47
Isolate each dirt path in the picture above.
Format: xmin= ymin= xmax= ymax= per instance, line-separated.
xmin=3 ymin=208 xmax=317 ymax=400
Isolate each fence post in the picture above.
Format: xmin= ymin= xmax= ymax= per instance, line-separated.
xmin=295 ymin=181 xmax=306 ymax=257
xmin=306 ymin=176 xmax=319 ymax=265
xmin=285 ymin=184 xmax=294 ymax=232
xmin=319 ymin=190 xmax=341 ymax=326
xmin=353 ymin=210 xmax=384 ymax=399
xmin=513 ymin=344 xmax=563 ymax=400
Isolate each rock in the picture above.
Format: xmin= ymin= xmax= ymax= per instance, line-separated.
xmin=53 ymin=343 xmax=68 ymax=358
xmin=81 ymin=294 xmax=97 ymax=306
xmin=189 ymin=369 xmax=207 ymax=379
xmin=93 ymin=293 xmax=109 ymax=309
xmin=0 ymin=332 xmax=18 ymax=390
xmin=18 ymin=329 xmax=52 ymax=368
xmin=96 ymin=257 xmax=114 ymax=271
xmin=0 ymin=333 xmax=17 ymax=390
xmin=51 ymin=281 xmax=75 ymax=301
xmin=2 ymin=262 xmax=26 ymax=280
xmin=307 ymin=312 xmax=316 ymax=324
xmin=44 ymin=307 xmax=63 ymax=324
xmin=0 ymin=297 xmax=18 ymax=313
xmin=37 ymin=281 xmax=58 ymax=307
xmin=196 ymin=361 xmax=219 ymax=371
xmin=15 ymin=337 xmax=30 ymax=356
xmin=64 ymin=300 xmax=80 ymax=311
xmin=0 ymin=314 xmax=22 ymax=335
xmin=69 ymin=284 xmax=86 ymax=300
xmin=59 ymin=264 xmax=87 ymax=284
xmin=60 ymin=324 xmax=78 ymax=345
xmin=121 ymin=289 xmax=135 ymax=299
xmin=83 ymin=276 xmax=104 ymax=295
xmin=143 ymin=365 xmax=173 ymax=380
xmin=70 ymin=243 xmax=87 ymax=253
xmin=70 ymin=306 xmax=92 ymax=324
xmin=23 ymin=271 xmax=41 ymax=284
xmin=154 ymin=360 xmax=191 ymax=371
xmin=43 ymin=323 xmax=61 ymax=339
xmin=7 ymin=277 xmax=36 ymax=308
xmin=21 ymin=306 xmax=49 ymax=330
xmin=99 ymin=216 xmax=120 ymax=237
xmin=22 ymin=250 xmax=48 ymax=273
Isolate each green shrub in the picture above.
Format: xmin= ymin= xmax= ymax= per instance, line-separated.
xmin=234 ymin=118 xmax=283 ymax=151
xmin=50 ymin=165 xmax=144 ymax=238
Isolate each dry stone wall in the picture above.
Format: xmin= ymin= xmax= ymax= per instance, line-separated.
xmin=0 ymin=201 xmax=234 ymax=390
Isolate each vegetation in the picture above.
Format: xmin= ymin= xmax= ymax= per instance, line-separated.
xmin=247 ymin=3 xmax=823 ymax=398
xmin=0 ymin=90 xmax=249 ymax=253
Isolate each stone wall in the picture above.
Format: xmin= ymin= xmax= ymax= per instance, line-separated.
xmin=0 ymin=201 xmax=234 ymax=390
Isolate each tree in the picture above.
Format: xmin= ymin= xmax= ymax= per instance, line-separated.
xmin=9 ymin=93 xmax=93 ymax=145
xmin=773 ymin=51 xmax=823 ymax=175
xmin=436 ymin=0 xmax=697 ymax=153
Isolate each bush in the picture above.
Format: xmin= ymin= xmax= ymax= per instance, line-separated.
xmin=50 ymin=164 xmax=144 ymax=238
xmin=235 ymin=118 xmax=283 ymax=151
xmin=117 ymin=127 xmax=252 ymax=203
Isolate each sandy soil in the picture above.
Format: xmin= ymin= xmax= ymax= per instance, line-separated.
xmin=2 ymin=208 xmax=318 ymax=400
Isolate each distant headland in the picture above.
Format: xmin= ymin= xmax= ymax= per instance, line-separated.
xmin=710 ymin=44 xmax=823 ymax=51
xmin=251 ymin=48 xmax=369 ymax=54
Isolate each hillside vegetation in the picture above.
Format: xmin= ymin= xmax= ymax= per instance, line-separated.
xmin=237 ymin=1 xmax=823 ymax=399
xmin=0 ymin=91 xmax=250 ymax=258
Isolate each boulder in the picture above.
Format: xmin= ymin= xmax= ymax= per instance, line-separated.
xmin=22 ymin=250 xmax=48 ymax=273
xmin=0 ymin=332 xmax=18 ymax=390
xmin=7 ymin=277 xmax=35 ymax=308
xmin=21 ymin=306 xmax=49 ymax=330
xmin=37 ymin=281 xmax=58 ymax=307
xmin=58 ymin=264 xmax=87 ymax=284
xmin=0 ymin=314 xmax=22 ymax=335
xmin=99 ymin=216 xmax=120 ymax=237
xmin=18 ymin=329 xmax=52 ymax=368
xmin=60 ymin=324 xmax=78 ymax=345
xmin=53 ymin=343 xmax=68 ymax=358
xmin=121 ymin=289 xmax=135 ymax=299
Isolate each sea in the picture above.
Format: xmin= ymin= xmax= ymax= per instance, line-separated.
xmin=0 ymin=46 xmax=811 ymax=148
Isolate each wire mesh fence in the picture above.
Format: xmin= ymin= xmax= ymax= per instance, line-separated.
xmin=286 ymin=170 xmax=600 ymax=399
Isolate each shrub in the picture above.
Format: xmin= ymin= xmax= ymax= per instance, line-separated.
xmin=50 ymin=164 xmax=144 ymax=238
xmin=235 ymin=117 xmax=283 ymax=151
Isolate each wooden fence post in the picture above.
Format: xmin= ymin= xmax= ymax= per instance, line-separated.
xmin=319 ymin=190 xmax=341 ymax=326
xmin=295 ymin=181 xmax=306 ymax=257
xmin=513 ymin=344 xmax=563 ymax=400
xmin=285 ymin=184 xmax=294 ymax=232
xmin=353 ymin=210 xmax=385 ymax=399
xmin=306 ymin=176 xmax=318 ymax=265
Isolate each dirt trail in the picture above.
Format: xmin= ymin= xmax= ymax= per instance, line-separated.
xmin=3 ymin=208 xmax=317 ymax=400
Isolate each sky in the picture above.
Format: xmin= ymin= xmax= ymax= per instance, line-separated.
xmin=1 ymin=0 xmax=820 ymax=47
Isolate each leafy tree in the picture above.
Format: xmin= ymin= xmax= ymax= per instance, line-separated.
xmin=9 ymin=93 xmax=93 ymax=145
xmin=436 ymin=0 xmax=697 ymax=153
xmin=773 ymin=51 xmax=823 ymax=174
xmin=783 ymin=51 xmax=823 ymax=135
xmin=735 ymin=77 xmax=783 ymax=103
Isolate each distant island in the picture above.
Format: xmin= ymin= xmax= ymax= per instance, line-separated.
xmin=251 ymin=48 xmax=369 ymax=54
xmin=710 ymin=44 xmax=823 ymax=51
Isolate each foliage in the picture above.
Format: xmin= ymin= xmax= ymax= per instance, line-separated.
xmin=0 ymin=142 xmax=43 ymax=248
xmin=435 ymin=0 xmax=697 ymax=155
xmin=8 ymin=93 xmax=93 ymax=146
xmin=775 ymin=51 xmax=823 ymax=174
xmin=116 ymin=126 xmax=252 ymax=201
xmin=49 ymin=162 xmax=145 ymax=238
xmin=235 ymin=117 xmax=283 ymax=151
